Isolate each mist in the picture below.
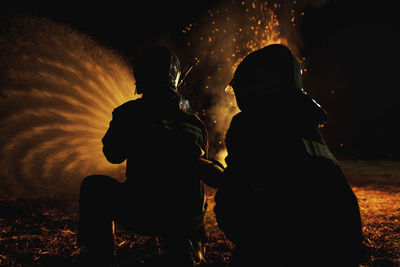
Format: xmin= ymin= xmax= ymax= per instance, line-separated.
xmin=0 ymin=1 xmax=329 ymax=197
xmin=0 ymin=16 xmax=137 ymax=197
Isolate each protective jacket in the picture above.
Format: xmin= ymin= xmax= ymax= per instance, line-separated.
xmin=214 ymin=93 xmax=363 ymax=266
xmin=78 ymin=46 xmax=219 ymax=265
xmin=102 ymin=94 xmax=208 ymax=234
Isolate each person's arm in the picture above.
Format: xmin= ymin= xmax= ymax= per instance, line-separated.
xmin=192 ymin=114 xmax=224 ymax=187
xmin=198 ymin=158 xmax=224 ymax=188
xmin=102 ymin=101 xmax=137 ymax=164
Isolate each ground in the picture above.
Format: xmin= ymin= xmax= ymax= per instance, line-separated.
xmin=0 ymin=160 xmax=399 ymax=266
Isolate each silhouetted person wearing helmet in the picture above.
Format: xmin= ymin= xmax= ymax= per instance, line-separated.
xmin=77 ymin=46 xmax=222 ymax=266
xmin=214 ymin=44 xmax=363 ymax=266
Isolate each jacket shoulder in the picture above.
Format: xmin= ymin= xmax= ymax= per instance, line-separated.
xmin=113 ymin=99 xmax=142 ymax=115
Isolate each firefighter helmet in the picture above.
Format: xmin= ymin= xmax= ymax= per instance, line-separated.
xmin=230 ymin=44 xmax=303 ymax=110
xmin=133 ymin=46 xmax=181 ymax=94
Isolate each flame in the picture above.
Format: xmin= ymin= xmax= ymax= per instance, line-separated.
xmin=183 ymin=0 xmax=303 ymax=164
xmin=0 ymin=3 xmax=304 ymax=195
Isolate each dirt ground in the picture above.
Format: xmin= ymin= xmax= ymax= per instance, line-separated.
xmin=341 ymin=160 xmax=400 ymax=266
xmin=0 ymin=160 xmax=399 ymax=266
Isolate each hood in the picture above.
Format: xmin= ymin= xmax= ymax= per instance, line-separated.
xmin=241 ymin=90 xmax=327 ymax=130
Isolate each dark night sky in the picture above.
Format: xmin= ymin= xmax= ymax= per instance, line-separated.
xmin=300 ymin=1 xmax=400 ymax=159
xmin=2 ymin=0 xmax=400 ymax=159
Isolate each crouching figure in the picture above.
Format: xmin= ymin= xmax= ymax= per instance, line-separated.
xmin=77 ymin=46 xmax=223 ymax=266
xmin=214 ymin=44 xmax=363 ymax=266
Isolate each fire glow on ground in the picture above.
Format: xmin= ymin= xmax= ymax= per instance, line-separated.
xmin=0 ymin=160 xmax=399 ymax=266
xmin=1 ymin=1 xmax=400 ymax=266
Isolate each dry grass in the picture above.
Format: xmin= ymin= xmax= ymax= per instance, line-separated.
xmin=0 ymin=160 xmax=399 ymax=266
xmin=353 ymin=186 xmax=400 ymax=266
xmin=342 ymin=160 xmax=400 ymax=266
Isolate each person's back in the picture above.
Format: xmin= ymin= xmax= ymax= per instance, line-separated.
xmin=77 ymin=46 xmax=222 ymax=266
xmin=102 ymin=95 xmax=207 ymax=230
xmin=214 ymin=44 xmax=363 ymax=266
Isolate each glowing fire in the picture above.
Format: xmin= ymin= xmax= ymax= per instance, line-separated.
xmin=183 ymin=0 xmax=303 ymax=165
xmin=0 ymin=2 xmax=304 ymax=194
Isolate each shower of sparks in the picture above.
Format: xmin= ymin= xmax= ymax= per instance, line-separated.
xmin=0 ymin=2 xmax=306 ymax=193
xmin=181 ymin=0 xmax=305 ymax=163
xmin=0 ymin=17 xmax=137 ymax=196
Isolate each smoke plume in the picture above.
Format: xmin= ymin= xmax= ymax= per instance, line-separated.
xmin=0 ymin=1 xmax=312 ymax=196
xmin=181 ymin=0 xmax=305 ymax=163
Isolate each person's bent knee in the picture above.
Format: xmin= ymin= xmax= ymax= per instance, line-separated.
xmin=80 ymin=175 xmax=116 ymax=190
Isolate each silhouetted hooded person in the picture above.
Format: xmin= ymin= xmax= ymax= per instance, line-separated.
xmin=77 ymin=46 xmax=222 ymax=266
xmin=214 ymin=44 xmax=363 ymax=266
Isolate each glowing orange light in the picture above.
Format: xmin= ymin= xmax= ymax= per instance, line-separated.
xmin=183 ymin=0 xmax=303 ymax=163
xmin=0 ymin=17 xmax=137 ymax=194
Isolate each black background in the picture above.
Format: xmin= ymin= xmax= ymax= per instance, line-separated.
xmin=2 ymin=0 xmax=400 ymax=159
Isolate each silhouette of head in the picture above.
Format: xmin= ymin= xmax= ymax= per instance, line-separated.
xmin=231 ymin=44 xmax=303 ymax=110
xmin=133 ymin=46 xmax=181 ymax=96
